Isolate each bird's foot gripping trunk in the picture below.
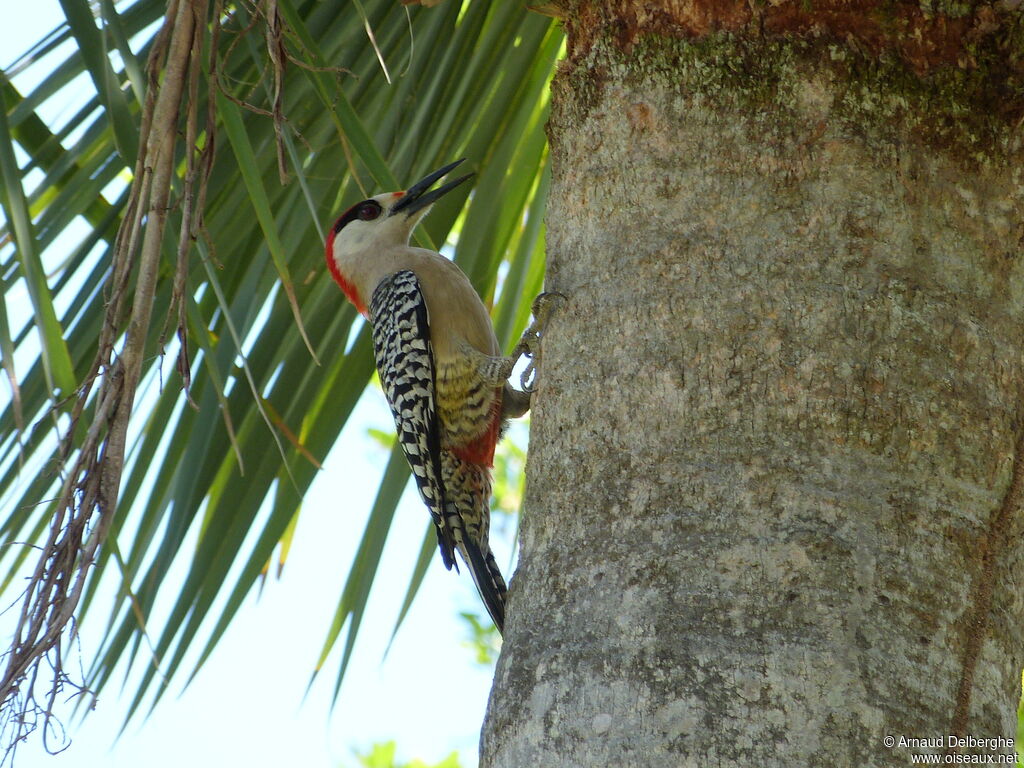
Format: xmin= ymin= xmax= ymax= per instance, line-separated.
xmin=516 ymin=291 xmax=566 ymax=393
xmin=476 ymin=291 xmax=566 ymax=391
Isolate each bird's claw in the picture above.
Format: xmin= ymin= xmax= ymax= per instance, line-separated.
xmin=531 ymin=291 xmax=567 ymax=324
xmin=517 ymin=292 xmax=566 ymax=393
xmin=520 ymin=358 xmax=538 ymax=393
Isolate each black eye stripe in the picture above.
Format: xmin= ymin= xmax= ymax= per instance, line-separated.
xmin=332 ymin=199 xmax=383 ymax=233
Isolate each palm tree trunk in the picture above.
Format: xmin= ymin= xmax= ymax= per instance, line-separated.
xmin=482 ymin=5 xmax=1024 ymax=765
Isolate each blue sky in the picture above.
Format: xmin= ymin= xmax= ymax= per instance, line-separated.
xmin=0 ymin=3 xmax=510 ymax=766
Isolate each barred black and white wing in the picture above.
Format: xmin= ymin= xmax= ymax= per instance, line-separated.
xmin=369 ymin=271 xmax=457 ymax=570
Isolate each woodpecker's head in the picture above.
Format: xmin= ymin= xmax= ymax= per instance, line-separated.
xmin=326 ymin=159 xmax=471 ymax=267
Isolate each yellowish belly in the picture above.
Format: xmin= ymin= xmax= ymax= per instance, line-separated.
xmin=435 ymin=358 xmax=500 ymax=449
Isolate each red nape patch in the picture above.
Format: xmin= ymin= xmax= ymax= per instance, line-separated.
xmin=324 ymin=236 xmax=367 ymax=316
xmin=392 ymin=190 xmax=405 ymax=198
xmin=452 ymin=390 xmax=502 ymax=467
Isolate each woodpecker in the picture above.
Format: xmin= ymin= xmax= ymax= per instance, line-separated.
xmin=325 ymin=159 xmax=557 ymax=634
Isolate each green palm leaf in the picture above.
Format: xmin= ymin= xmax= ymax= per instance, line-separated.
xmin=0 ymin=0 xmax=561 ymax=742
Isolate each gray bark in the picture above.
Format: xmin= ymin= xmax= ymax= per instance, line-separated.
xmin=482 ymin=17 xmax=1024 ymax=768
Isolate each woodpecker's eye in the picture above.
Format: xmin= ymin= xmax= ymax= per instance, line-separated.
xmin=358 ymin=201 xmax=382 ymax=221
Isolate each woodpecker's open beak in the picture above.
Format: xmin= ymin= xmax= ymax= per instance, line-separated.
xmin=391 ymin=159 xmax=472 ymax=218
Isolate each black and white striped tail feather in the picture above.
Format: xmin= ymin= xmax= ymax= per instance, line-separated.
xmin=447 ymin=505 xmax=507 ymax=634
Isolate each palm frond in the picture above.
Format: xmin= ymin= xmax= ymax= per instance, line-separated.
xmin=0 ymin=0 xmax=561 ymax=742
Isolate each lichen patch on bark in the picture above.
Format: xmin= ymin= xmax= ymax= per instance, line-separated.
xmin=551 ymin=0 xmax=1024 ymax=160
xmin=558 ymin=0 xmax=1023 ymax=78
